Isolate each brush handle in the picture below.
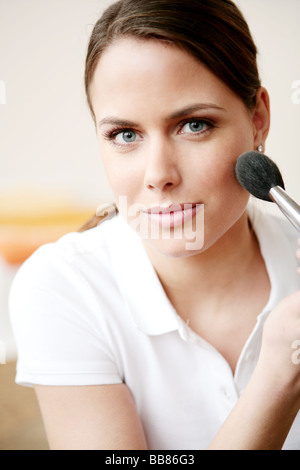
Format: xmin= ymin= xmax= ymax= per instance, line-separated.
xmin=269 ymin=186 xmax=300 ymax=232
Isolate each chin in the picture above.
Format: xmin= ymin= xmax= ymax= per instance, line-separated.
xmin=143 ymin=236 xmax=205 ymax=259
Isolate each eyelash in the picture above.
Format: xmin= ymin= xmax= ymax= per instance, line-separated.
xmin=103 ymin=127 xmax=140 ymax=143
xmin=102 ymin=118 xmax=216 ymax=146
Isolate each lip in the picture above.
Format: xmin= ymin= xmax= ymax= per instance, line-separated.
xmin=141 ymin=203 xmax=202 ymax=228
xmin=145 ymin=203 xmax=193 ymax=214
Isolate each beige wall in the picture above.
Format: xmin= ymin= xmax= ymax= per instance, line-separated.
xmin=0 ymin=0 xmax=300 ymax=207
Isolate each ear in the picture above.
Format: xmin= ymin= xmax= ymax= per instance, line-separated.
xmin=252 ymin=87 xmax=271 ymax=150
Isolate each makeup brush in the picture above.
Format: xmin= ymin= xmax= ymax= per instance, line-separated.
xmin=235 ymin=151 xmax=300 ymax=232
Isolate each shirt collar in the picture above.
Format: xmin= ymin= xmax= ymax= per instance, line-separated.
xmin=248 ymin=202 xmax=300 ymax=318
xmin=106 ymin=205 xmax=300 ymax=336
xmin=106 ymin=214 xmax=179 ymax=335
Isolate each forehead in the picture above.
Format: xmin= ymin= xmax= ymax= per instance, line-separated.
xmin=90 ymin=37 xmax=242 ymax=121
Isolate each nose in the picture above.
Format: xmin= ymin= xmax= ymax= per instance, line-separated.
xmin=143 ymin=137 xmax=181 ymax=192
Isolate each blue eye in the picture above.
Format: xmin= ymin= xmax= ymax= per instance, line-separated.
xmin=115 ymin=130 xmax=138 ymax=144
xmin=181 ymin=121 xmax=207 ymax=134
xmin=103 ymin=127 xmax=143 ymax=148
xmin=190 ymin=121 xmax=204 ymax=132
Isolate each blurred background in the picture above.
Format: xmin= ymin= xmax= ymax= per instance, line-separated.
xmin=0 ymin=0 xmax=300 ymax=450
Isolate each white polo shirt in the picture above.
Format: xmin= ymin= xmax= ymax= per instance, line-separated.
xmin=9 ymin=204 xmax=300 ymax=450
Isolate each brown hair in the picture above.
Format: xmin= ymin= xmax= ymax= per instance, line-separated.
xmin=80 ymin=0 xmax=261 ymax=231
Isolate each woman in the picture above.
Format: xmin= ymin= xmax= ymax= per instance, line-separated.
xmin=10 ymin=0 xmax=300 ymax=449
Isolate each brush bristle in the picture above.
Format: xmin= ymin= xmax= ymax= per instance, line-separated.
xmin=235 ymin=151 xmax=285 ymax=202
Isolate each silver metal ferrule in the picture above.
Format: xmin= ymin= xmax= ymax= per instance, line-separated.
xmin=269 ymin=186 xmax=300 ymax=232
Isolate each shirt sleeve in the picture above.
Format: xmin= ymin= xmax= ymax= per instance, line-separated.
xmin=9 ymin=243 xmax=123 ymax=387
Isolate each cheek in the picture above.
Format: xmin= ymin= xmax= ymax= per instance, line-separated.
xmin=191 ymin=131 xmax=252 ymax=198
xmin=211 ymin=161 xmax=248 ymax=209
xmin=206 ymin=160 xmax=250 ymax=234
xmin=188 ymin=151 xmax=238 ymax=197
xmin=104 ymin=168 xmax=131 ymax=202
xmin=213 ymin=158 xmax=239 ymax=192
xmin=98 ymin=142 xmax=126 ymax=194
xmin=100 ymin=151 xmax=141 ymax=205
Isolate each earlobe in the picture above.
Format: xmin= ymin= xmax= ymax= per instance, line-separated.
xmin=252 ymin=87 xmax=271 ymax=150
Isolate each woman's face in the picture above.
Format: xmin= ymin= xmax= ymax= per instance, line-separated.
xmin=90 ymin=38 xmax=261 ymax=257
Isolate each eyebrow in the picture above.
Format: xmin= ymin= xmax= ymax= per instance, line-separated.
xmin=98 ymin=117 xmax=139 ymax=129
xmin=98 ymin=103 xmax=225 ymax=129
xmin=167 ymin=103 xmax=226 ymax=120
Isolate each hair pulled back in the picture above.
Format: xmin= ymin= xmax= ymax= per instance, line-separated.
xmin=85 ymin=0 xmax=261 ymax=121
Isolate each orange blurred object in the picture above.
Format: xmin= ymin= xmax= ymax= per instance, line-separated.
xmin=0 ymin=189 xmax=95 ymax=265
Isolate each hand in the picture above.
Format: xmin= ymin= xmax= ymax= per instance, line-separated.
xmin=257 ymin=241 xmax=300 ymax=401
xmin=208 ymin=242 xmax=300 ymax=450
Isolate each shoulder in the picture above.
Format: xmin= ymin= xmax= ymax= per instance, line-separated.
xmin=249 ymin=201 xmax=300 ymax=290
xmin=8 ymin=215 xmax=130 ymax=341
xmin=265 ymin=209 xmax=298 ymax=251
xmin=8 ymin=215 xmax=131 ymax=386
xmin=10 ymin=215 xmax=122 ymax=294
xmin=249 ymin=201 xmax=299 ymax=249
xmin=270 ymin=212 xmax=299 ymax=247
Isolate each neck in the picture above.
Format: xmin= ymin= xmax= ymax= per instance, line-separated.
xmin=143 ymin=211 xmax=260 ymax=310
